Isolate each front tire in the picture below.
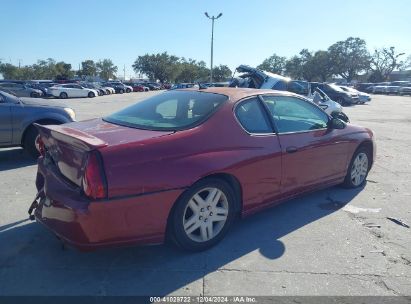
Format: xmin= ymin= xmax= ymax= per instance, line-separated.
xmin=88 ymin=92 xmax=95 ymax=98
xmin=30 ymin=92 xmax=39 ymax=98
xmin=126 ymin=88 xmax=131 ymax=93
xmin=343 ymin=147 xmax=371 ymax=188
xmin=23 ymin=126 xmax=40 ymax=158
xmin=169 ymin=178 xmax=236 ymax=251
xmin=337 ymin=98 xmax=345 ymax=106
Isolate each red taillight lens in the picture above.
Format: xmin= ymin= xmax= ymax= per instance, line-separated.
xmin=35 ymin=135 xmax=45 ymax=157
xmin=82 ymin=152 xmax=107 ymax=200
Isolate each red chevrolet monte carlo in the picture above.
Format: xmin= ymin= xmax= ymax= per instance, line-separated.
xmin=30 ymin=88 xmax=375 ymax=251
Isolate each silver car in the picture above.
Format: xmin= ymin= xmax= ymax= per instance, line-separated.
xmin=0 ymin=89 xmax=75 ymax=157
xmin=0 ymin=82 xmax=43 ymax=98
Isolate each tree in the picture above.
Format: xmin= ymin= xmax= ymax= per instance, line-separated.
xmin=257 ymin=53 xmax=286 ymax=74
xmin=298 ymin=49 xmax=317 ymax=81
xmin=54 ymin=61 xmax=74 ymax=79
xmin=285 ymin=56 xmax=304 ymax=79
xmin=406 ymin=55 xmax=411 ymax=69
xmin=174 ymin=58 xmax=209 ymax=83
xmin=97 ymin=59 xmax=118 ymax=80
xmin=80 ymin=60 xmax=97 ymax=77
xmin=369 ymin=47 xmax=405 ymax=81
xmin=133 ymin=52 xmax=180 ymax=82
xmin=328 ymin=37 xmax=370 ymax=82
xmin=310 ymin=50 xmax=333 ymax=82
xmin=212 ymin=65 xmax=232 ymax=82
xmin=0 ymin=63 xmax=20 ymax=79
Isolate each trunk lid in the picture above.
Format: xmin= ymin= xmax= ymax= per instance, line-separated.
xmin=36 ymin=119 xmax=173 ymax=187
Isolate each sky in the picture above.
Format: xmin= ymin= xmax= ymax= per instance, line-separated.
xmin=1 ymin=0 xmax=410 ymax=78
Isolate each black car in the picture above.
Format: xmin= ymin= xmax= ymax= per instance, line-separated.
xmin=104 ymin=82 xmax=133 ymax=94
xmin=354 ymin=83 xmax=374 ymax=93
xmin=80 ymin=83 xmax=106 ymax=96
xmin=310 ymin=83 xmax=359 ymax=105
xmin=141 ymin=82 xmax=162 ymax=90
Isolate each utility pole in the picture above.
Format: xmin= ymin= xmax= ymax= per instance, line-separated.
xmin=204 ymin=12 xmax=222 ymax=83
xmin=123 ymin=64 xmax=126 ymax=80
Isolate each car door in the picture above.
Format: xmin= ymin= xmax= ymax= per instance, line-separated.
xmin=260 ymin=94 xmax=350 ymax=195
xmin=234 ymin=97 xmax=283 ymax=211
xmin=72 ymin=85 xmax=87 ymax=97
xmin=0 ymin=83 xmax=16 ymax=95
xmin=0 ymin=93 xmax=12 ymax=144
xmin=58 ymin=85 xmax=71 ymax=97
xmin=14 ymin=83 xmax=28 ymax=97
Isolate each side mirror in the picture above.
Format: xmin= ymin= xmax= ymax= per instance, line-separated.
xmin=328 ymin=117 xmax=346 ymax=129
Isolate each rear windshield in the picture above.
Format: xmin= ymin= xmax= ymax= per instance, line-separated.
xmin=104 ymin=90 xmax=228 ymax=131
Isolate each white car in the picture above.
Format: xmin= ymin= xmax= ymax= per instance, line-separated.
xmin=48 ymin=84 xmax=100 ymax=99
xmin=230 ymin=65 xmax=349 ymax=122
xmin=339 ymin=86 xmax=371 ymax=104
xmin=231 ymin=65 xmax=309 ymax=94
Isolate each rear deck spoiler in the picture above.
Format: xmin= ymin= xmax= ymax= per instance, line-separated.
xmin=34 ymin=123 xmax=108 ymax=152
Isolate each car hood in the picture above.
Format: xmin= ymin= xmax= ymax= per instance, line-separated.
xmin=20 ymin=98 xmax=67 ymax=108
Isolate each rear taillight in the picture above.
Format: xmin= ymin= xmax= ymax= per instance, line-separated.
xmin=82 ymin=151 xmax=107 ymax=200
xmin=35 ymin=135 xmax=45 ymax=157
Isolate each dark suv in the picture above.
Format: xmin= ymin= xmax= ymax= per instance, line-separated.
xmin=310 ymin=83 xmax=359 ymax=105
xmin=0 ymin=90 xmax=75 ymax=157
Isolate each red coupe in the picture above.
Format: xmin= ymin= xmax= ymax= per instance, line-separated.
xmin=30 ymin=88 xmax=375 ymax=251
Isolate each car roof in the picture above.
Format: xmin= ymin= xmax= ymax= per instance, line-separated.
xmin=177 ymin=87 xmax=299 ymax=102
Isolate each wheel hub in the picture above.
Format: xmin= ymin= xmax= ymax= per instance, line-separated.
xmin=350 ymin=152 xmax=368 ymax=186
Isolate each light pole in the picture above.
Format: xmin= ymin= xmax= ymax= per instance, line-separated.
xmin=204 ymin=12 xmax=222 ymax=83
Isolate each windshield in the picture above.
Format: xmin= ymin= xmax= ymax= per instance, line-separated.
xmin=104 ymin=90 xmax=228 ymax=131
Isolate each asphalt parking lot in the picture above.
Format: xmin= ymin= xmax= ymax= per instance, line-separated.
xmin=0 ymin=92 xmax=410 ymax=296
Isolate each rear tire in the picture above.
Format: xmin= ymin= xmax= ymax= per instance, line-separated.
xmin=119 ymin=89 xmax=124 ymax=94
xmin=342 ymin=147 xmax=371 ymax=188
xmin=169 ymin=178 xmax=236 ymax=251
xmin=337 ymin=98 xmax=345 ymax=106
xmin=30 ymin=92 xmax=39 ymax=98
xmin=59 ymin=92 xmax=68 ymax=99
xmin=23 ymin=126 xmax=40 ymax=158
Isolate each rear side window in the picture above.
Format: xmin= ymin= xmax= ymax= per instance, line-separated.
xmin=104 ymin=91 xmax=227 ymax=131
xmin=235 ymin=98 xmax=272 ymax=134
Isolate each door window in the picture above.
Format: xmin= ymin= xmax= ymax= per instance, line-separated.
xmin=262 ymin=96 xmax=329 ymax=133
xmin=235 ymin=97 xmax=272 ymax=134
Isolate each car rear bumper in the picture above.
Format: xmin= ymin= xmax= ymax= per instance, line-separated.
xmin=33 ymin=158 xmax=183 ymax=250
